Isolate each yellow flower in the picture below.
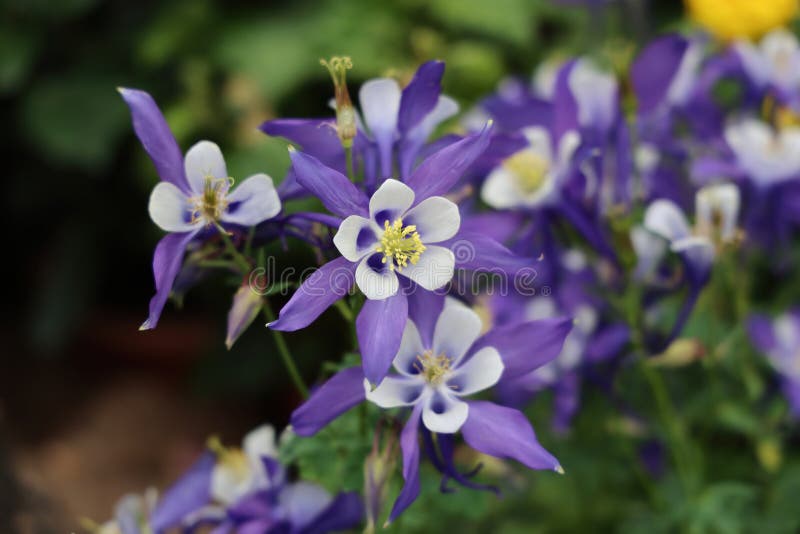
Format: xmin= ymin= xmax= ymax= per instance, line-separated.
xmin=685 ymin=0 xmax=799 ymax=41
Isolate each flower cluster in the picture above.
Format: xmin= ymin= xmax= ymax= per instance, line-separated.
xmin=94 ymin=11 xmax=800 ymax=530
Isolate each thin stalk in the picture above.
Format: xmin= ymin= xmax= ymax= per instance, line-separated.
xmin=345 ymin=145 xmax=355 ymax=182
xmin=262 ymin=301 xmax=309 ymax=398
xmin=213 ymin=222 xmax=251 ymax=273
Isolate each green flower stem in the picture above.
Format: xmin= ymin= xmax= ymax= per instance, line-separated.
xmin=345 ymin=144 xmax=356 ymax=182
xmin=262 ymin=301 xmax=309 ymax=398
xmin=213 ymin=222 xmax=308 ymax=398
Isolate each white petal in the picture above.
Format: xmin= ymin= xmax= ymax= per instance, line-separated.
xmin=148 ymin=182 xmax=200 ymax=232
xmin=734 ymin=40 xmax=770 ymax=88
xmin=393 ymin=320 xmax=426 ymax=376
xmin=369 ymin=178 xmax=415 ymax=226
xmin=568 ymin=59 xmax=618 ymax=131
xmin=399 ymin=245 xmax=454 ymax=291
xmin=403 ymin=196 xmax=461 ymax=243
xmin=242 ymin=424 xmax=277 ymax=462
xmin=447 ymin=346 xmax=504 ymax=396
xmin=695 ymin=182 xmax=740 ymax=242
xmin=222 ymin=174 xmax=281 ymax=226
xmin=365 ymin=376 xmax=425 ymax=408
xmin=406 ymin=95 xmax=460 ymax=143
xmin=666 ymin=40 xmax=704 ymax=107
xmin=185 ymin=140 xmax=228 ymax=195
xmin=557 ymin=130 xmax=581 ymax=169
xmin=210 ymin=463 xmax=252 ymax=505
xmin=355 ymin=254 xmax=399 ymax=300
xmin=521 ymin=126 xmax=554 ymax=160
xmin=432 ymin=302 xmax=483 ymax=363
xmin=422 ymin=390 xmax=468 ymax=434
xmin=333 ymin=215 xmax=380 ymax=262
xmin=630 ymin=226 xmax=667 ymax=280
xmin=481 ymin=167 xmax=523 ymax=209
xmin=359 ymin=78 xmax=401 ymax=140
xmin=643 ymin=200 xmax=691 ymax=243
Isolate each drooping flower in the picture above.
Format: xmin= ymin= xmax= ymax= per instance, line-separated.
xmin=268 ymin=124 xmax=534 ymax=385
xmin=119 ymin=88 xmax=282 ymax=330
xmin=290 ymin=293 xmax=571 ymax=523
xmin=225 ymin=283 xmax=264 ymax=350
xmin=748 ymin=310 xmax=800 ymax=417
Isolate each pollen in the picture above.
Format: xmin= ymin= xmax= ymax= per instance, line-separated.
xmin=414 ymin=350 xmax=452 ymax=387
xmin=375 ymin=218 xmax=426 ymax=271
xmin=504 ymin=150 xmax=550 ymax=194
xmin=189 ymin=175 xmax=232 ymax=225
xmin=207 ymin=435 xmax=249 ymax=479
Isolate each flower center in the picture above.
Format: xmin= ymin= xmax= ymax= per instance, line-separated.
xmin=189 ymin=175 xmax=231 ymax=225
xmin=207 ymin=435 xmax=250 ymax=481
xmin=375 ymin=218 xmax=426 ymax=271
xmin=503 ymin=149 xmax=550 ymax=194
xmin=414 ymin=349 xmax=452 ymax=386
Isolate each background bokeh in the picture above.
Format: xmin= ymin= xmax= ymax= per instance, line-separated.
xmin=0 ymin=0 xmax=722 ymax=531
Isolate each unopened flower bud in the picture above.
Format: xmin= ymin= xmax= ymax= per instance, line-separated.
xmin=225 ymin=283 xmax=264 ymax=350
xmin=363 ymin=420 xmax=399 ymax=533
xmin=320 ymin=56 xmax=357 ymax=147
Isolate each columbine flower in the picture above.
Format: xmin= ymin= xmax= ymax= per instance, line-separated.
xmin=85 ymin=489 xmax=157 ymax=534
xmin=749 ymin=310 xmax=800 ymax=417
xmin=290 ymin=293 xmax=572 ymax=523
xmin=261 ymin=60 xmax=459 ymax=193
xmin=735 ymin=29 xmax=800 ymax=100
xmin=269 ymin=124 xmax=533 ymax=385
xmin=149 ymin=424 xmax=277 ymax=531
xmin=481 ymin=126 xmax=580 ymax=210
xmin=149 ymin=424 xmax=362 ymax=534
xmin=119 ymin=88 xmax=282 ymax=330
xmin=723 ymin=118 xmax=800 ymax=186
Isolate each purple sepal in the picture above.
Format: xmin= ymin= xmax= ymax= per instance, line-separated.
xmin=387 ymin=404 xmax=423 ymax=524
xmin=552 ymin=372 xmax=581 ymax=434
xmin=290 ymin=367 xmax=366 ymax=436
xmin=585 ymin=324 xmax=630 ymax=362
xmin=141 ymin=231 xmax=198 ymax=331
xmin=357 ymin=292 xmax=409 ymax=385
xmin=289 ymin=150 xmax=369 ymax=218
xmin=398 ymin=61 xmax=445 ymax=133
xmin=461 ymin=401 xmax=560 ymax=471
xmin=422 ymin=430 xmax=500 ymax=495
xmin=260 ymin=118 xmax=345 ymax=173
xmin=445 ymin=231 xmax=536 ymax=275
xmin=747 ymin=314 xmax=776 ymax=353
xmin=269 ymin=257 xmax=357 ymax=332
xmin=481 ymin=93 xmax=552 ymax=131
xmin=631 ymin=34 xmax=689 ymax=114
xmin=149 ymin=451 xmax=215 ymax=532
xmin=475 ymin=317 xmax=573 ymax=378
xmin=405 ymin=123 xmax=493 ymax=200
xmin=118 ymin=87 xmax=190 ymax=193
xmin=552 ymin=59 xmax=580 ymax=142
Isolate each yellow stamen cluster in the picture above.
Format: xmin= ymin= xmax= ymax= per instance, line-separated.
xmin=207 ymin=435 xmax=249 ymax=479
xmin=504 ymin=150 xmax=550 ymax=194
xmin=189 ymin=175 xmax=232 ymax=225
xmin=414 ymin=349 xmax=452 ymax=387
xmin=375 ymin=218 xmax=426 ymax=271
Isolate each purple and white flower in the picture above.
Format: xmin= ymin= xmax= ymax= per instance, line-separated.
xmin=290 ymin=293 xmax=571 ymax=522
xmin=119 ymin=88 xmax=281 ymax=330
xmin=749 ymin=310 xmax=800 ymax=417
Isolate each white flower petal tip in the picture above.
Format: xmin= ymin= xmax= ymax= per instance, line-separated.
xmin=555 ymin=465 xmax=565 ymax=475
xmin=139 ymin=320 xmax=152 ymax=331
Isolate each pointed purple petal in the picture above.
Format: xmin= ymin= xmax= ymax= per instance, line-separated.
xmin=461 ymin=401 xmax=560 ymax=471
xmin=289 ymin=149 xmax=369 ymax=218
xmin=357 ymin=292 xmax=409 ymax=385
xmin=552 ymin=60 xmax=580 ymax=142
xmin=444 ymin=231 xmax=535 ymax=275
xmin=474 ymin=317 xmax=572 ymax=378
xmin=141 ymin=231 xmax=197 ymax=331
xmin=387 ymin=404 xmax=423 ymax=524
xmin=290 ymin=367 xmax=366 ymax=436
xmin=631 ymin=34 xmax=689 ymax=114
xmin=552 ymin=372 xmax=581 ymax=434
xmin=269 ymin=257 xmax=357 ymax=332
xmin=404 ymin=123 xmax=493 ymax=200
xmin=260 ymin=118 xmax=346 ymax=173
xmin=459 ymin=212 xmax=525 ymax=244
xmin=149 ymin=451 xmax=215 ymax=531
xmin=398 ymin=61 xmax=445 ymax=133
xmin=118 ymin=87 xmax=190 ymax=193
